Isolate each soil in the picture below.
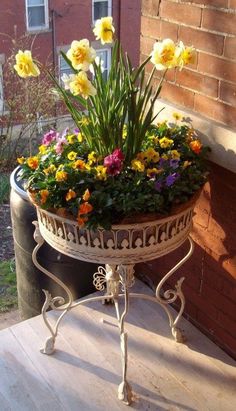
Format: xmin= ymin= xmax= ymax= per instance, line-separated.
xmin=0 ymin=203 xmax=20 ymax=329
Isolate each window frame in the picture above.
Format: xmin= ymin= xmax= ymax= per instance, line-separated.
xmin=95 ymin=47 xmax=111 ymax=81
xmin=25 ymin=0 xmax=49 ymax=32
xmin=58 ymin=50 xmax=74 ymax=83
xmin=92 ymin=0 xmax=112 ymax=24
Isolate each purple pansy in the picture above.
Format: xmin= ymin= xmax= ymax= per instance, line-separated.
xmin=159 ymin=157 xmax=167 ymax=168
xmin=165 ymin=172 xmax=180 ymax=187
xmin=42 ymin=130 xmax=59 ymax=146
xmin=169 ymin=159 xmax=179 ymax=169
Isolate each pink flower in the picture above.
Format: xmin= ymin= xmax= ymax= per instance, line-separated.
xmin=55 ymin=136 xmax=68 ymax=155
xmin=42 ymin=130 xmax=59 ymax=146
xmin=104 ymin=148 xmax=125 ymax=176
xmin=112 ymin=148 xmax=125 ymax=161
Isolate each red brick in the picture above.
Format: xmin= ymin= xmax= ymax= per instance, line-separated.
xmin=222 ymin=257 xmax=236 ymax=279
xmin=181 ymin=0 xmax=228 ymax=6
xmin=184 ymin=284 xmax=219 ymax=320
xmin=176 ymin=68 xmax=219 ymax=97
xmin=224 ymin=36 xmax=236 ymax=59
xmin=198 ymin=53 xmax=236 ymax=82
xmin=194 ymin=93 xmax=236 ymax=128
xmin=184 ymin=301 xmax=198 ymax=320
xmin=179 ymin=26 xmax=224 ymax=55
xmin=142 ymin=0 xmax=161 ymax=16
xmin=197 ymin=311 xmax=236 ymax=357
xmin=222 ymin=279 xmax=236 ymax=302
xmin=140 ymin=36 xmax=156 ymax=56
xmin=218 ymin=312 xmax=236 ymax=339
xmin=153 ymin=68 xmax=176 ymax=82
xmin=160 ymin=0 xmax=202 ymax=27
xmin=229 ymin=0 xmax=236 ymax=8
xmin=202 ymin=9 xmax=236 ymax=35
xmin=193 ymin=185 xmax=211 ymax=229
xmin=202 ymin=255 xmax=224 ymax=292
xmin=160 ymin=20 xmax=179 ymax=42
xmin=201 ymin=282 xmax=236 ymax=319
xmin=220 ymin=81 xmax=236 ymax=105
xmin=160 ymin=82 xmax=195 ymax=108
xmin=141 ymin=15 xmax=160 ymax=39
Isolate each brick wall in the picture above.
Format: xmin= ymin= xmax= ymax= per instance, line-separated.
xmin=137 ymin=163 xmax=236 ymax=358
xmin=140 ymin=0 xmax=236 ymax=358
xmin=141 ymin=0 xmax=236 ymax=129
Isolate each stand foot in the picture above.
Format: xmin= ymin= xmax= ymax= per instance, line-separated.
xmin=40 ymin=336 xmax=55 ymax=355
xmin=155 ymin=237 xmax=194 ymax=342
xmin=118 ymin=380 xmax=133 ymax=405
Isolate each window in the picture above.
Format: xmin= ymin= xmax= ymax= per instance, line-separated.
xmin=92 ymin=0 xmax=112 ymax=23
xmin=25 ymin=0 xmax=49 ymax=31
xmin=96 ymin=48 xmax=111 ymax=81
xmin=59 ymin=53 xmax=73 ymax=81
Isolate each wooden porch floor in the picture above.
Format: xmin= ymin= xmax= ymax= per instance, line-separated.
xmin=0 ymin=280 xmax=235 ymax=411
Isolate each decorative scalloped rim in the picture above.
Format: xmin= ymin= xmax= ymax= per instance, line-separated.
xmin=36 ymin=206 xmax=194 ymax=264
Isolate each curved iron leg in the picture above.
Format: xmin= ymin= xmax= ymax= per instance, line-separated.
xmin=32 ymin=221 xmax=73 ymax=355
xmin=155 ymin=237 xmax=194 ymax=342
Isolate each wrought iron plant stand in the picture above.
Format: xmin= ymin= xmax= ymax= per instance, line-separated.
xmin=32 ymin=204 xmax=195 ymax=405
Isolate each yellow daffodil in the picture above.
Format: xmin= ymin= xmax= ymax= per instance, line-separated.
xmin=177 ymin=42 xmax=196 ymax=69
xmin=67 ymin=72 xmax=97 ymax=99
xmin=159 ymin=137 xmax=174 ymax=148
xmin=27 ymin=156 xmax=38 ymax=169
xmin=43 ymin=164 xmax=56 ymax=175
xmin=14 ymin=50 xmax=40 ymax=78
xmin=170 ymin=150 xmax=181 ymax=159
xmin=93 ymin=17 xmax=115 ymax=45
xmin=55 ymin=170 xmax=68 ymax=181
xmin=82 ymin=189 xmax=91 ymax=201
xmin=151 ymin=39 xmax=177 ymax=71
xmin=65 ymin=189 xmax=76 ymax=201
xmin=17 ymin=157 xmax=25 ymax=164
xmin=72 ymin=159 xmax=86 ymax=169
xmin=95 ymin=165 xmax=107 ymax=180
xmin=66 ymin=39 xmax=96 ymax=71
xmin=131 ymin=159 xmax=145 ymax=172
xmin=68 ymin=151 xmax=77 ymax=161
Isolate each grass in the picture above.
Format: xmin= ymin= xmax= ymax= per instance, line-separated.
xmin=0 ymin=173 xmax=11 ymax=205
xmin=0 ymin=259 xmax=18 ymax=312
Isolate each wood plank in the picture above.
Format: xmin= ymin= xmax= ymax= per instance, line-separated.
xmin=0 ymin=279 xmax=235 ymax=411
xmin=11 ymin=317 xmax=128 ymax=411
xmin=69 ymin=299 xmax=207 ymax=410
xmin=0 ymin=327 xmax=63 ymax=411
